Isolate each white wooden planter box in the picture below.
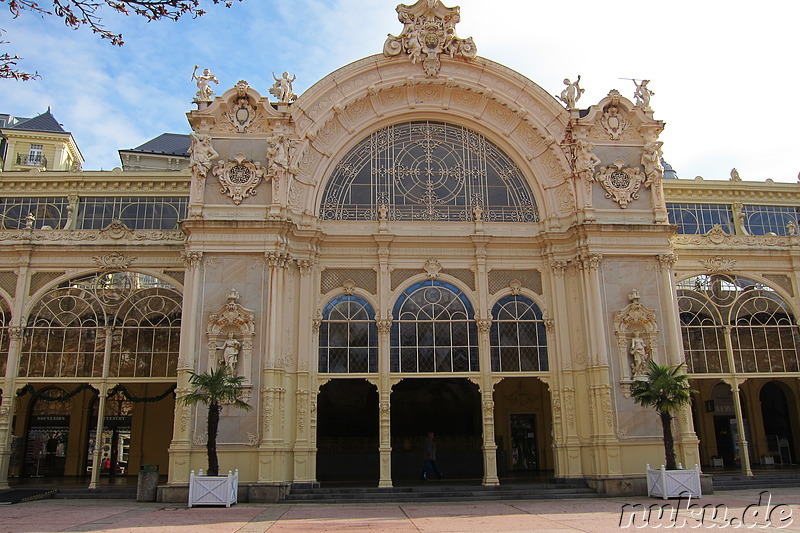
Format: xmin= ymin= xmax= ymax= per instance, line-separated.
xmin=188 ymin=469 xmax=238 ymax=507
xmin=646 ymin=464 xmax=702 ymax=499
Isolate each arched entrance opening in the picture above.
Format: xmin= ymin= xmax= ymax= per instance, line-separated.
xmin=316 ymin=379 xmax=378 ymax=484
xmin=760 ymin=381 xmax=798 ymax=465
xmin=22 ymin=387 xmax=72 ymax=478
xmin=493 ymin=377 xmax=552 ymax=479
xmin=390 ymin=378 xmax=481 ymax=481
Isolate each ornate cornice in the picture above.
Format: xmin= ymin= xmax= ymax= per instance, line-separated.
xmin=0 ymin=228 xmax=185 ymax=243
xmin=664 ymin=179 xmax=800 ymax=204
xmin=0 ymin=171 xmax=189 ymax=195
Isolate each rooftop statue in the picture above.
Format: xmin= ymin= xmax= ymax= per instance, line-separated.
xmin=632 ymin=79 xmax=654 ymax=111
xmin=559 ymin=76 xmax=584 ymax=109
xmin=269 ymin=71 xmax=297 ymax=103
xmin=384 ymin=0 xmax=477 ymax=77
xmin=192 ymin=66 xmax=219 ymax=102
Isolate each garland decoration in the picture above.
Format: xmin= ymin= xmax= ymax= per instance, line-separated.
xmin=16 ymin=383 xmax=97 ymax=401
xmin=16 ymin=383 xmax=176 ymax=403
xmin=106 ymin=384 xmax=176 ymax=403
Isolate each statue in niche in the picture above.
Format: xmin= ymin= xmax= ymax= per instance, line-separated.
xmin=629 ymin=331 xmax=649 ymax=376
xmin=633 ymin=79 xmax=654 ymax=111
xmin=270 ymin=71 xmax=297 ymax=103
xmin=559 ymin=76 xmax=584 ymax=109
xmin=574 ymin=139 xmax=601 ymax=180
xmin=192 ymin=66 xmax=219 ymax=102
xmin=188 ymin=132 xmax=219 ymax=203
xmin=219 ymin=332 xmax=241 ymax=370
xmin=641 ymin=141 xmax=664 ymax=184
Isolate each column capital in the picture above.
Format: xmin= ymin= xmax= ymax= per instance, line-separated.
xmin=181 ymin=250 xmax=203 ymax=269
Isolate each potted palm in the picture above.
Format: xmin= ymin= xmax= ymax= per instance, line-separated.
xmin=630 ymin=360 xmax=701 ymax=498
xmin=180 ymin=364 xmax=252 ymax=507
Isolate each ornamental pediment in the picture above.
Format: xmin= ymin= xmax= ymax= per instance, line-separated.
xmin=187 ymin=80 xmax=289 ymax=136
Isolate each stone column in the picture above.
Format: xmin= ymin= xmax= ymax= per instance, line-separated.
xmin=293 ymin=259 xmax=315 ymax=483
xmin=0 ymin=326 xmax=24 ymax=488
xmin=168 ymin=250 xmax=202 ymax=485
xmin=476 ymin=372 xmax=499 ymax=486
xmin=376 ymin=319 xmax=392 ymax=488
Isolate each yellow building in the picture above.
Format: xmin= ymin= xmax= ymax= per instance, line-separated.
xmin=0 ymin=109 xmax=83 ymax=173
xmin=0 ymin=1 xmax=797 ymax=501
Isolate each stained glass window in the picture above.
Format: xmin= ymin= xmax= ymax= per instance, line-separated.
xmin=490 ymin=295 xmax=548 ymax=372
xmin=391 ymin=280 xmax=478 ymax=372
xmin=319 ymin=121 xmax=537 ymax=222
xmin=318 ymin=295 xmax=378 ymax=373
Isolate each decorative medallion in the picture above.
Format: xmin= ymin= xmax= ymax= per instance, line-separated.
xmin=383 ymin=0 xmax=477 ymax=77
xmin=423 ymin=259 xmax=442 ymax=278
xmin=212 ymin=152 xmax=268 ymax=205
xmin=93 ymin=251 xmax=135 ymax=270
xmin=700 ymin=256 xmax=737 ymax=273
xmin=596 ymin=158 xmax=646 ymax=208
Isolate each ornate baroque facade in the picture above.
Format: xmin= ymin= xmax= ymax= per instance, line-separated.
xmin=0 ymin=1 xmax=798 ymax=499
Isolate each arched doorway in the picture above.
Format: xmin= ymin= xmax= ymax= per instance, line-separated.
xmin=316 ymin=379 xmax=378 ymax=483
xmin=390 ymin=378 xmax=482 ymax=481
xmin=760 ymin=382 xmax=797 ymax=464
xmin=23 ymin=388 xmax=71 ymax=478
xmin=493 ymin=377 xmax=553 ymax=478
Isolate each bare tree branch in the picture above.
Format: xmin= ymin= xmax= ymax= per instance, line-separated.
xmin=1 ymin=0 xmax=241 ymax=80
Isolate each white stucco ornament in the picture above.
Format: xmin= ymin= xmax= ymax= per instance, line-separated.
xmin=596 ymin=158 xmax=647 ymax=208
xmin=212 ymin=152 xmax=268 ymax=205
xmin=384 ymin=0 xmax=477 ymax=77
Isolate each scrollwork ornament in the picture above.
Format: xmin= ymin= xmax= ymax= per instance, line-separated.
xmin=212 ymin=153 xmax=268 ymax=205
xmin=700 ymin=256 xmax=737 ymax=273
xmin=93 ymin=252 xmax=134 ymax=270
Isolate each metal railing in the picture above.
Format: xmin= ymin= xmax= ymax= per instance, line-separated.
xmin=16 ymin=153 xmax=47 ymax=167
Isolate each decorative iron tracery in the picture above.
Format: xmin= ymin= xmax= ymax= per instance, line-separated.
xmin=391 ymin=280 xmax=478 ymax=373
xmin=20 ymin=271 xmax=182 ymax=379
xmin=677 ymin=274 xmax=800 ymax=374
xmin=490 ymin=295 xmax=548 ymax=372
xmin=319 ymin=121 xmax=538 ymax=222
xmin=318 ymin=294 xmax=378 ymax=373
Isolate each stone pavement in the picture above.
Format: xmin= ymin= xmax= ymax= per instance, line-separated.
xmin=0 ymin=488 xmax=798 ymax=532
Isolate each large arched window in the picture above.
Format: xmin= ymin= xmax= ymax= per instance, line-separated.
xmin=21 ymin=272 xmax=182 ymax=378
xmin=391 ymin=280 xmax=478 ymax=373
xmin=677 ymin=274 xmax=799 ymax=373
xmin=318 ymin=295 xmax=378 ymax=373
xmin=490 ymin=295 xmax=548 ymax=372
xmin=319 ymin=121 xmax=537 ymax=222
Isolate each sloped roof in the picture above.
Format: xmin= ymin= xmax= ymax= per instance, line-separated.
xmin=124 ymin=133 xmax=190 ymax=157
xmin=7 ymin=109 xmax=67 ymax=133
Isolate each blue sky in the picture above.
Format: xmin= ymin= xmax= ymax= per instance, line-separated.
xmin=2 ymin=0 xmax=797 ymax=182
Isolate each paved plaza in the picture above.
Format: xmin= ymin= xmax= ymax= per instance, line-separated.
xmin=0 ymin=488 xmax=798 ymax=532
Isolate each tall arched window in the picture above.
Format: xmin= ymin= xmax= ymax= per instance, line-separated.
xmin=490 ymin=295 xmax=548 ymax=372
xmin=391 ymin=280 xmax=478 ymax=373
xmin=21 ymin=272 xmax=182 ymax=378
xmin=318 ymin=295 xmax=377 ymax=373
xmin=319 ymin=121 xmax=537 ymax=222
xmin=677 ymin=274 xmax=800 ymax=373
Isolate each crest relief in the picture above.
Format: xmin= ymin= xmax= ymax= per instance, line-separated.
xmin=212 ymin=152 xmax=268 ymax=205
xmin=596 ymin=158 xmax=647 ymax=209
xmin=383 ymin=0 xmax=477 ymax=77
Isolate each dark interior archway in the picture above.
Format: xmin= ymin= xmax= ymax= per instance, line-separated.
xmin=760 ymin=381 xmax=797 ymax=464
xmin=316 ymin=379 xmax=378 ymax=483
xmin=390 ymin=378 xmax=482 ymax=481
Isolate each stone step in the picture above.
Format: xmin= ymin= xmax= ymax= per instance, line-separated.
xmin=285 ymin=485 xmax=598 ymax=503
xmin=52 ymin=488 xmax=137 ymax=499
xmin=713 ymin=474 xmax=800 ymax=491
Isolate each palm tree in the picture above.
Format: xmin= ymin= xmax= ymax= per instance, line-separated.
xmin=630 ymin=359 xmax=696 ymax=470
xmin=179 ymin=365 xmax=252 ymax=476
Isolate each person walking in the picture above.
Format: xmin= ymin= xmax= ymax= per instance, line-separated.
xmin=422 ymin=431 xmax=444 ymax=481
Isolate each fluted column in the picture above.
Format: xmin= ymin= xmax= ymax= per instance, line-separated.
xmin=0 ymin=327 xmax=24 ymax=488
